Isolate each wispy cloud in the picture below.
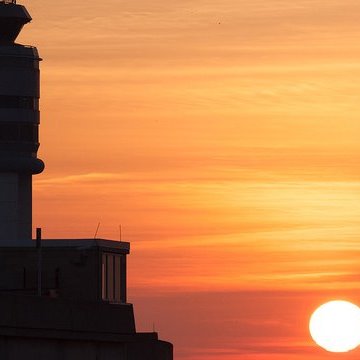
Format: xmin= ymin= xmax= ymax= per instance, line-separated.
xmin=24 ymin=1 xmax=360 ymax=359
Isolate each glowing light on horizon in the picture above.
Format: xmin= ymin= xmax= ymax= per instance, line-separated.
xmin=309 ymin=300 xmax=360 ymax=352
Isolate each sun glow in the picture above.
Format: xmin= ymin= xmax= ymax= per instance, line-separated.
xmin=309 ymin=300 xmax=360 ymax=352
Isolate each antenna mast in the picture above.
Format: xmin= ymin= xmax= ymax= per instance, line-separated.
xmin=94 ymin=222 xmax=101 ymax=239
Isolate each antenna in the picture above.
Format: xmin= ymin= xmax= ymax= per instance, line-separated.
xmin=94 ymin=222 xmax=100 ymax=239
xmin=119 ymin=224 xmax=122 ymax=242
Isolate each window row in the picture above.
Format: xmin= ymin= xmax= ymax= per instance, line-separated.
xmin=0 ymin=95 xmax=38 ymax=110
xmin=101 ymin=253 xmax=124 ymax=303
xmin=0 ymin=123 xmax=38 ymax=142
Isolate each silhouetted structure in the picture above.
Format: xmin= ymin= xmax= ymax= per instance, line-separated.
xmin=0 ymin=0 xmax=43 ymax=241
xmin=0 ymin=2 xmax=173 ymax=359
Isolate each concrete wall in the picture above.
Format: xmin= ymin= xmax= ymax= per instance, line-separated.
xmin=0 ymin=294 xmax=172 ymax=360
xmin=0 ymin=173 xmax=31 ymax=241
xmin=0 ymin=174 xmax=18 ymax=241
xmin=0 ymin=336 xmax=172 ymax=360
xmin=0 ymin=294 xmax=136 ymax=334
xmin=0 ymin=247 xmax=106 ymax=301
xmin=0 ymin=338 xmax=126 ymax=360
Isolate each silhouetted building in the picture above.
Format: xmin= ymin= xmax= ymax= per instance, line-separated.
xmin=0 ymin=1 xmax=173 ymax=359
xmin=0 ymin=0 xmax=44 ymax=241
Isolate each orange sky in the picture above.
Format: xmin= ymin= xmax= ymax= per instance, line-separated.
xmin=18 ymin=0 xmax=360 ymax=358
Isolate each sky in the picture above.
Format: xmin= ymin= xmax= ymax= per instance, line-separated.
xmin=17 ymin=0 xmax=360 ymax=358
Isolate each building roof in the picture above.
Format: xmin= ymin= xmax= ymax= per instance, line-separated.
xmin=0 ymin=238 xmax=130 ymax=252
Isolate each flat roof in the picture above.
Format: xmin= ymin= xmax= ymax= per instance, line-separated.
xmin=0 ymin=238 xmax=130 ymax=252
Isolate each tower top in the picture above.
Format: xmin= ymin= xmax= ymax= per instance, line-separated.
xmin=0 ymin=0 xmax=31 ymax=44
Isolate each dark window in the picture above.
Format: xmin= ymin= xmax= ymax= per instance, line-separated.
xmin=107 ymin=254 xmax=114 ymax=301
xmin=114 ymin=256 xmax=121 ymax=302
xmin=102 ymin=254 xmax=107 ymax=299
xmin=0 ymin=122 xmax=38 ymax=142
xmin=0 ymin=95 xmax=37 ymax=110
xmin=101 ymin=253 xmax=123 ymax=303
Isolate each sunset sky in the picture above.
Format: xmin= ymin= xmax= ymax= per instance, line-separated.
xmin=17 ymin=0 xmax=360 ymax=358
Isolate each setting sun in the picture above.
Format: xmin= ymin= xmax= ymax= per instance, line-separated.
xmin=309 ymin=300 xmax=360 ymax=353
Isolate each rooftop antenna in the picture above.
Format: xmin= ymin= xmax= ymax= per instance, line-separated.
xmin=94 ymin=222 xmax=100 ymax=239
xmin=119 ymin=224 xmax=122 ymax=242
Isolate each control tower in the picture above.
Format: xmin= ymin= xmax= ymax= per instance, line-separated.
xmin=0 ymin=0 xmax=44 ymax=242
